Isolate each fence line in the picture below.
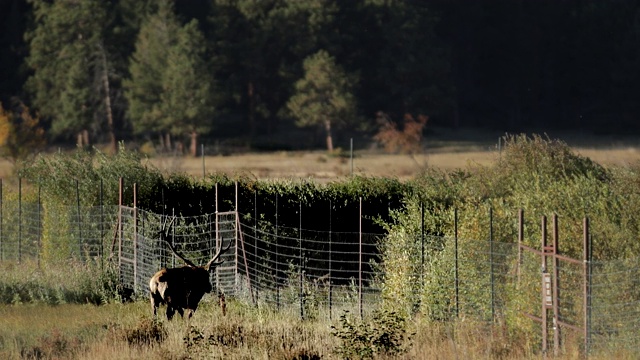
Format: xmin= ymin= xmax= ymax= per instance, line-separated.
xmin=0 ymin=198 xmax=639 ymax=354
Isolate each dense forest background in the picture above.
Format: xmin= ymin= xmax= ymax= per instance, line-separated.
xmin=1 ymin=0 xmax=639 ymax=154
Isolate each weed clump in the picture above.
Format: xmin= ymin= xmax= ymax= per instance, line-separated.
xmin=110 ymin=318 xmax=167 ymax=346
xmin=20 ymin=328 xmax=83 ymax=359
xmin=331 ymin=309 xmax=413 ymax=359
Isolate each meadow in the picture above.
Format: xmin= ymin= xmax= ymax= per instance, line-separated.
xmin=1 ymin=298 xmax=637 ymax=360
xmin=2 ymin=131 xmax=640 ymax=359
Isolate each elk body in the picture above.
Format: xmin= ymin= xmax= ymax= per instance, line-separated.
xmin=149 ymin=217 xmax=231 ymax=320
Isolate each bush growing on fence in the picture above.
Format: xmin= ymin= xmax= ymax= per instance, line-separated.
xmin=331 ymin=309 xmax=412 ymax=359
xmin=0 ymin=259 xmax=120 ymax=305
xmin=380 ymin=134 xmax=640 ymax=350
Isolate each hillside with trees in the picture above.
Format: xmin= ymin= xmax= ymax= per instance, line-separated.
xmin=1 ymin=0 xmax=640 ymax=155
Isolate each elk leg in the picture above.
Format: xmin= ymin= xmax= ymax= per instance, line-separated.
xmin=166 ymin=306 xmax=175 ymax=320
xmin=151 ymin=296 xmax=157 ymax=318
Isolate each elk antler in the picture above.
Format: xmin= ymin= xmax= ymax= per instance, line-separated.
xmin=160 ymin=216 xmax=198 ymax=268
xmin=204 ymin=240 xmax=232 ymax=270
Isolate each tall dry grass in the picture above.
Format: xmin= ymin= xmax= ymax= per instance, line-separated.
xmin=1 ymin=298 xmax=637 ymax=359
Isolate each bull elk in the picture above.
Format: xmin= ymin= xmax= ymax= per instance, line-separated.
xmin=149 ymin=216 xmax=231 ymax=320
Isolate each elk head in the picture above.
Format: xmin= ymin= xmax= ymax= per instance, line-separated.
xmin=149 ymin=215 xmax=231 ymax=320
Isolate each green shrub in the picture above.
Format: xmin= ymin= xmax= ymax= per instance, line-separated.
xmin=331 ymin=309 xmax=412 ymax=359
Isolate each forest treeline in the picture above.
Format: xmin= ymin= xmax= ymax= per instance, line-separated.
xmin=1 ymin=0 xmax=639 ymax=154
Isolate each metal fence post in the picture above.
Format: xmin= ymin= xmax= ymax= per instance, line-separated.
xmin=490 ymin=207 xmax=495 ymax=321
xmin=235 ymin=181 xmax=239 ymax=290
xmin=454 ymin=207 xmax=459 ymax=318
xmin=76 ymin=179 xmax=82 ymax=257
xmin=584 ymin=217 xmax=591 ymax=357
xmin=37 ymin=184 xmax=41 ymax=269
xmin=133 ymin=183 xmax=138 ymax=292
xmin=172 ymin=207 xmax=175 ymax=268
xmin=421 ymin=202 xmax=425 ymax=287
xmin=18 ymin=177 xmax=21 ymax=263
xmin=100 ymin=178 xmax=104 ymax=270
xmin=299 ymin=201 xmax=304 ymax=320
xmin=359 ymin=197 xmax=363 ymax=320
xmin=118 ymin=178 xmax=123 ymax=280
xmin=517 ymin=209 xmax=524 ymax=286
xmin=276 ymin=193 xmax=280 ymax=311
xmin=254 ymin=190 xmax=258 ymax=304
xmin=0 ymin=178 xmax=3 ymax=261
xmin=329 ymin=199 xmax=333 ymax=320
xmin=215 ymin=183 xmax=219 ymax=291
xmin=541 ymin=215 xmax=548 ymax=355
xmin=552 ymin=214 xmax=560 ymax=356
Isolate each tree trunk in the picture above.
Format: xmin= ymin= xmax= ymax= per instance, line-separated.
xmin=189 ymin=131 xmax=198 ymax=157
xmin=100 ymin=45 xmax=116 ymax=154
xmin=83 ymin=129 xmax=90 ymax=147
xmin=248 ymin=81 xmax=256 ymax=138
xmin=77 ymin=129 xmax=90 ymax=148
xmin=164 ymin=132 xmax=172 ymax=153
xmin=324 ymin=119 xmax=334 ymax=152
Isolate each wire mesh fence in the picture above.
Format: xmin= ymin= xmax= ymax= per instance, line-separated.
xmin=0 ymin=201 xmax=639 ymax=354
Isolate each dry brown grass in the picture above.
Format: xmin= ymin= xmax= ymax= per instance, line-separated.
xmin=141 ymin=145 xmax=640 ymax=183
xmin=1 ymin=300 xmax=636 ymax=359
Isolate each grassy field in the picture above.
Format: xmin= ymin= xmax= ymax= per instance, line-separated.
xmin=2 ymin=132 xmax=640 ymax=359
xmin=0 ymin=299 xmax=637 ymax=360
xmin=1 ymin=130 xmax=639 ymax=181
xmin=146 ymin=128 xmax=640 ymax=181
xmin=145 ymin=145 xmax=640 ymax=182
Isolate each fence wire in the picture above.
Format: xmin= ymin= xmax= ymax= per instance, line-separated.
xmin=0 ymin=204 xmax=639 ymax=353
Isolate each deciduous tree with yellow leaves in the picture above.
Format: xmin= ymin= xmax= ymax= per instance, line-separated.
xmin=0 ymin=102 xmax=46 ymax=167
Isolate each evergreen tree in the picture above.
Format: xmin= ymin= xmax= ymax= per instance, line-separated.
xmin=123 ymin=0 xmax=180 ymax=151
xmin=209 ymin=0 xmax=338 ymax=139
xmin=25 ymin=0 xmax=116 ymax=149
xmin=160 ymin=20 xmax=214 ymax=157
xmin=287 ymin=50 xmax=358 ymax=151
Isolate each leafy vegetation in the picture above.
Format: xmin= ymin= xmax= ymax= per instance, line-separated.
xmin=331 ymin=309 xmax=413 ymax=359
xmin=1 ymin=136 xmax=640 ymax=357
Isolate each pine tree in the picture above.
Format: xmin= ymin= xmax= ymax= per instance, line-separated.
xmin=159 ymin=20 xmax=214 ymax=157
xmin=287 ymin=50 xmax=358 ymax=151
xmin=123 ymin=0 xmax=180 ymax=151
xmin=25 ymin=0 xmax=116 ymax=149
